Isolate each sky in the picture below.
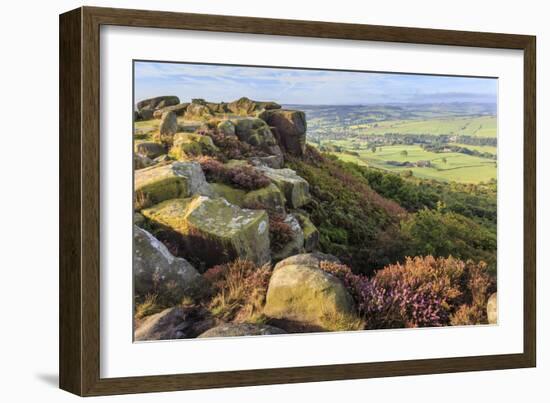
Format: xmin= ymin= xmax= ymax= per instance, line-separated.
xmin=134 ymin=61 xmax=497 ymax=106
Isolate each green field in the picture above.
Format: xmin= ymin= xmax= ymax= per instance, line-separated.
xmin=350 ymin=115 xmax=496 ymax=137
xmin=321 ymin=142 xmax=497 ymax=183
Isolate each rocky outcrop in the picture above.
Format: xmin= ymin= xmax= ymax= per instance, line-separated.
xmin=272 ymin=214 xmax=304 ymax=262
xmin=153 ymin=103 xmax=189 ymax=119
xmin=137 ymin=96 xmax=180 ymax=112
xmin=231 ymin=117 xmax=278 ymax=149
xmin=227 ymin=97 xmax=281 ymax=116
xmin=134 ymin=306 xmax=216 ymax=341
xmin=134 ymin=226 xmax=206 ymax=301
xmin=184 ymin=100 xmax=214 ymax=120
xmin=264 ymin=263 xmax=355 ymax=329
xmin=487 ymin=292 xmax=497 ymax=324
xmin=134 ymin=162 xmax=213 ymax=209
xmin=260 ymin=109 xmax=306 ymax=156
xmin=169 ymin=133 xmax=218 ymax=160
xmin=258 ymin=166 xmax=311 ymax=208
xmin=198 ymin=323 xmax=286 ymax=338
xmin=141 ymin=196 xmax=271 ymax=269
xmin=274 ymin=252 xmax=340 ymax=271
xmin=135 ymin=141 xmax=166 ymax=159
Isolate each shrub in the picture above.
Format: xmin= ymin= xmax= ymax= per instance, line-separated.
xmin=268 ymin=213 xmax=294 ymax=251
xmin=320 ymin=256 xmax=495 ymax=329
xmin=204 ymin=259 xmax=272 ymax=323
xmin=287 ymin=147 xmax=407 ymax=273
xmin=400 ymin=208 xmax=497 ymax=272
xmin=200 ymin=128 xmax=267 ymax=161
xmin=199 ymin=157 xmax=270 ymax=190
xmin=230 ymin=165 xmax=271 ymax=190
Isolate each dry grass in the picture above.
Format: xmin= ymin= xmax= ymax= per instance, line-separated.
xmin=204 ymin=259 xmax=272 ymax=323
xmin=134 ymin=294 xmax=163 ymax=320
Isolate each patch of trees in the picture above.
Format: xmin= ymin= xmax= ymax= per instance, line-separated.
xmin=422 ymin=144 xmax=496 ymax=159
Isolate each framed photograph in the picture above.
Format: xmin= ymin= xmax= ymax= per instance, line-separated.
xmin=59 ymin=6 xmax=536 ymax=396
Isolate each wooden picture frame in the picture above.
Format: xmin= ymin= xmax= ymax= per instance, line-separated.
xmin=59 ymin=6 xmax=536 ymax=396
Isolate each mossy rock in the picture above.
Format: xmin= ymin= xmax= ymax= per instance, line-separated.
xmin=292 ymin=211 xmax=319 ymax=252
xmin=243 ymin=183 xmax=286 ymax=214
xmin=141 ymin=196 xmax=271 ymax=269
xmin=133 ymin=226 xmax=206 ymax=303
xmin=230 ymin=117 xmax=277 ymax=148
xmin=135 ymin=141 xmax=166 ymax=159
xmin=258 ymin=166 xmax=311 ymax=209
xmin=217 ymin=120 xmax=236 ymax=136
xmin=168 ymin=133 xmax=218 ymax=160
xmin=210 ymin=183 xmax=246 ymax=205
xmin=264 ymin=264 xmax=356 ymax=330
xmin=210 ymin=182 xmax=285 ymax=214
xmin=134 ymin=162 xmax=213 ymax=210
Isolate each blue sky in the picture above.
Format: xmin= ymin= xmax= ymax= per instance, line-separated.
xmin=134 ymin=61 xmax=497 ymax=105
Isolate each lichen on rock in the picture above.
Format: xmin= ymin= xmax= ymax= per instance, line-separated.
xmin=257 ymin=166 xmax=311 ymax=209
xmin=134 ymin=161 xmax=213 ymax=210
xmin=141 ymin=196 xmax=271 ymax=269
xmin=243 ymin=183 xmax=286 ymax=214
xmin=135 ymin=141 xmax=166 ymax=159
xmin=168 ymin=132 xmax=218 ymax=160
xmin=263 ymin=263 xmax=356 ymax=330
xmin=292 ymin=211 xmax=319 ymax=252
xmin=230 ymin=117 xmax=277 ymax=149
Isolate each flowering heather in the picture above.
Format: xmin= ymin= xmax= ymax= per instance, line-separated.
xmin=200 ymin=128 xmax=267 ymax=161
xmin=198 ymin=156 xmax=270 ymax=190
xmin=320 ymin=256 xmax=494 ymax=329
